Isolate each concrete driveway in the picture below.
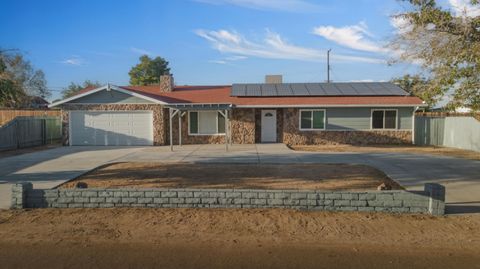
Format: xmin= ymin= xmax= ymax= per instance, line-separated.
xmin=1 ymin=144 xmax=479 ymax=213
xmin=0 ymin=147 xmax=145 ymax=209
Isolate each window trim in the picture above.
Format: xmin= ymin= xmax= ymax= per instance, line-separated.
xmin=298 ymin=109 xmax=326 ymax=131
xmin=188 ymin=111 xmax=226 ymax=136
xmin=370 ymin=109 xmax=398 ymax=130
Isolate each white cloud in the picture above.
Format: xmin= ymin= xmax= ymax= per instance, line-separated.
xmin=60 ymin=56 xmax=85 ymax=66
xmin=390 ymin=16 xmax=413 ymax=35
xmin=348 ymin=79 xmax=375 ymax=82
xmin=449 ymin=0 xmax=480 ymax=17
xmin=209 ymin=55 xmax=248 ymax=65
xmin=195 ymin=29 xmax=384 ymax=64
xmin=209 ymin=60 xmax=228 ymax=64
xmin=225 ymin=55 xmax=247 ymax=61
xmin=131 ymin=47 xmax=153 ymax=56
xmin=312 ymin=21 xmax=423 ymax=66
xmin=312 ymin=21 xmax=387 ymax=53
xmin=194 ymin=0 xmax=322 ymax=12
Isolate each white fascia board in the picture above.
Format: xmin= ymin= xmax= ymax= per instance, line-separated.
xmin=48 ymin=85 xmax=166 ymax=108
xmin=48 ymin=85 xmax=108 ymax=108
xmin=235 ymin=104 xmax=427 ymax=108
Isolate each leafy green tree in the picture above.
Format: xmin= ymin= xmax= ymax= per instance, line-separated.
xmin=128 ymin=55 xmax=170 ymax=86
xmin=61 ymin=80 xmax=102 ymax=99
xmin=0 ymin=49 xmax=50 ymax=107
xmin=389 ymin=0 xmax=480 ymax=111
xmin=391 ymin=74 xmax=436 ymax=107
xmin=0 ymin=78 xmax=23 ymax=108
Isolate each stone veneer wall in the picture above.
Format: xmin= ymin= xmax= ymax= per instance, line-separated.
xmin=11 ymin=183 xmax=446 ymax=215
xmin=282 ymin=108 xmax=412 ymax=145
xmin=170 ymin=108 xmax=255 ymax=145
xmin=231 ymin=108 xmax=256 ymax=144
xmin=61 ymin=104 xmax=167 ymax=146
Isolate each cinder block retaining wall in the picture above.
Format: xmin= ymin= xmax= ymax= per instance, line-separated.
xmin=11 ymin=183 xmax=445 ymax=215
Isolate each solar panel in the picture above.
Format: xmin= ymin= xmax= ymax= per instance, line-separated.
xmin=320 ymin=83 xmax=342 ymax=95
xmin=261 ymin=84 xmax=277 ymax=96
xmin=305 ymin=83 xmax=326 ymax=95
xmin=231 ymin=84 xmax=246 ymax=96
xmin=290 ymin=84 xmax=309 ymax=96
xmin=246 ymin=84 xmax=261 ymax=96
xmin=230 ymin=82 xmax=408 ymax=97
xmin=276 ymin=84 xmax=293 ymax=95
xmin=335 ymin=83 xmax=358 ymax=95
xmin=385 ymin=83 xmax=408 ymax=95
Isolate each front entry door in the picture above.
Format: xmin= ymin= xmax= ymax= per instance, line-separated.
xmin=261 ymin=109 xmax=277 ymax=142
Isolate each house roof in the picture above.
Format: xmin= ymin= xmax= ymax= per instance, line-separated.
xmin=49 ymin=84 xmax=167 ymax=107
xmin=126 ymin=85 xmax=424 ymax=107
xmin=50 ymin=83 xmax=426 ymax=108
xmin=231 ymin=82 xmax=408 ymax=97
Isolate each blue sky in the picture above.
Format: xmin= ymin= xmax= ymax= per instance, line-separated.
xmin=0 ymin=0 xmax=468 ymax=100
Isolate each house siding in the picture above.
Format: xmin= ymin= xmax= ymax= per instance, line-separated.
xmin=326 ymin=107 xmax=413 ymax=130
xmin=282 ymin=108 xmax=412 ymax=145
xmin=68 ymin=89 xmax=155 ymax=104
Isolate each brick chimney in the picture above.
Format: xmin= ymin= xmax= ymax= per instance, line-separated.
xmin=265 ymin=75 xmax=283 ymax=84
xmin=159 ymin=74 xmax=174 ymax=93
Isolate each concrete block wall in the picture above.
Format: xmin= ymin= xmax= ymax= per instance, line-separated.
xmin=11 ymin=183 xmax=446 ymax=215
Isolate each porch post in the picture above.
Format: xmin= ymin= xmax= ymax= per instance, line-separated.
xmin=169 ymin=108 xmax=173 ymax=151
xmin=225 ymin=109 xmax=229 ymax=152
xmin=229 ymin=110 xmax=233 ymax=146
xmin=178 ymin=110 xmax=182 ymax=146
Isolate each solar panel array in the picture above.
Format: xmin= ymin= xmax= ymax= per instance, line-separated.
xmin=230 ymin=82 xmax=408 ymax=97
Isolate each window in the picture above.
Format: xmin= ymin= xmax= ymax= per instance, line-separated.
xmin=371 ymin=109 xmax=397 ymax=129
xmin=189 ymin=111 xmax=225 ymax=135
xmin=299 ymin=109 xmax=325 ymax=130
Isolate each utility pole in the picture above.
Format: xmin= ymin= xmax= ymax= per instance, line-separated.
xmin=327 ymin=49 xmax=331 ymax=83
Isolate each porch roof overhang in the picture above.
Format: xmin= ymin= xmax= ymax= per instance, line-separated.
xmin=165 ymin=103 xmax=233 ymax=111
xmin=167 ymin=103 xmax=232 ymax=152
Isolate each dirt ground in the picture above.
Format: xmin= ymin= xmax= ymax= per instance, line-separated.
xmin=291 ymin=144 xmax=480 ymax=161
xmin=60 ymin=163 xmax=402 ymax=190
xmin=0 ymin=208 xmax=479 ymax=269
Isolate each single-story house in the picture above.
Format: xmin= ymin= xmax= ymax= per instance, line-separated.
xmin=49 ymin=75 xmax=425 ymax=147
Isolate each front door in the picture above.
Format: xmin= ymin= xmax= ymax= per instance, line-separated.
xmin=261 ymin=109 xmax=277 ymax=142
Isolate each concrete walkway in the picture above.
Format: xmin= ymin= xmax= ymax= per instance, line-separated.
xmin=1 ymin=144 xmax=479 ymax=213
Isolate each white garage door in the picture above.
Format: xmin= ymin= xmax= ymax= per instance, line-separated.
xmin=70 ymin=111 xmax=153 ymax=146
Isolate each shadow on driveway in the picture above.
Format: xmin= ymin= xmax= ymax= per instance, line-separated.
xmin=446 ymin=202 xmax=480 ymax=214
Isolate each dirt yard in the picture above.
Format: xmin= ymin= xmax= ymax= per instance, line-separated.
xmin=60 ymin=163 xmax=402 ymax=190
xmin=0 ymin=208 xmax=479 ymax=269
xmin=291 ymin=145 xmax=480 ymax=161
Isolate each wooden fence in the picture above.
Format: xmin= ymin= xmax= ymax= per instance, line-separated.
xmin=0 ymin=109 xmax=61 ymax=126
xmin=416 ymin=112 xmax=480 ymax=121
xmin=0 ymin=116 xmax=62 ymax=151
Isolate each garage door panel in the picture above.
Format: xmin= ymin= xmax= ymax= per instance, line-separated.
xmin=70 ymin=111 xmax=153 ymax=146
